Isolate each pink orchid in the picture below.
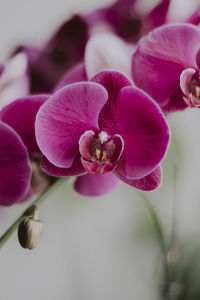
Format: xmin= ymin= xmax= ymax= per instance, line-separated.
xmin=132 ymin=24 xmax=200 ymax=112
xmin=36 ymin=71 xmax=170 ymax=196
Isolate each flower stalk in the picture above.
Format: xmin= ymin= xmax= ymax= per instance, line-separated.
xmin=0 ymin=177 xmax=67 ymax=249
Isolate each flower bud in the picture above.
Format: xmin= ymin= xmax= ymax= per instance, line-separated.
xmin=18 ymin=217 xmax=44 ymax=250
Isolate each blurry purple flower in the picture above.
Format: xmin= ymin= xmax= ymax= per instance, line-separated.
xmin=86 ymin=0 xmax=171 ymax=43
xmin=36 ymin=71 xmax=170 ymax=196
xmin=0 ymin=53 xmax=29 ymax=109
xmin=14 ymin=15 xmax=88 ymax=93
xmin=132 ymin=24 xmax=200 ymax=112
xmin=44 ymin=15 xmax=88 ymax=73
xmin=0 ymin=95 xmax=52 ymax=205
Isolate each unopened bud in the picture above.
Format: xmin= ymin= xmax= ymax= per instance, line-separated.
xmin=18 ymin=217 xmax=44 ymax=250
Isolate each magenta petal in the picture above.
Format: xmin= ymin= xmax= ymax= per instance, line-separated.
xmin=132 ymin=24 xmax=200 ymax=107
xmin=41 ymin=155 xmax=86 ymax=177
xmin=91 ymin=71 xmax=132 ymax=130
xmin=36 ymin=82 xmax=108 ymax=168
xmin=187 ymin=8 xmax=200 ymax=26
xmin=0 ymin=122 xmax=31 ymax=206
xmin=161 ymin=86 xmax=187 ymax=113
xmin=55 ymin=63 xmax=87 ymax=91
xmin=145 ymin=0 xmax=171 ymax=29
xmin=114 ymin=165 xmax=161 ymax=191
xmin=114 ymin=87 xmax=170 ymax=179
xmin=74 ymin=173 xmax=119 ymax=196
xmin=1 ymin=95 xmax=48 ymax=157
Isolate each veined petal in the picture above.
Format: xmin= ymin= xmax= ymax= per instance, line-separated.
xmin=114 ymin=165 xmax=161 ymax=191
xmin=55 ymin=62 xmax=87 ymax=91
xmin=36 ymin=82 xmax=108 ymax=168
xmin=85 ymin=32 xmax=133 ymax=79
xmin=0 ymin=122 xmax=31 ymax=206
xmin=114 ymin=87 xmax=170 ymax=179
xmin=132 ymin=24 xmax=200 ymax=107
xmin=74 ymin=173 xmax=119 ymax=196
xmin=91 ymin=71 xmax=132 ymax=130
xmin=41 ymin=155 xmax=86 ymax=177
xmin=1 ymin=95 xmax=49 ymax=157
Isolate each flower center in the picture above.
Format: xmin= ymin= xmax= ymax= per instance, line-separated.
xmin=79 ymin=130 xmax=124 ymax=175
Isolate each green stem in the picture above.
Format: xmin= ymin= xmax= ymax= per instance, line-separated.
xmin=139 ymin=192 xmax=170 ymax=286
xmin=0 ymin=177 xmax=67 ymax=249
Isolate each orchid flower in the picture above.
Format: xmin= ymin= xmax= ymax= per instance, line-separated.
xmin=36 ymin=71 xmax=170 ymax=196
xmin=132 ymin=24 xmax=200 ymax=112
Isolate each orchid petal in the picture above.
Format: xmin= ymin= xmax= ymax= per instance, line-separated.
xmin=145 ymin=0 xmax=171 ymax=29
xmin=41 ymin=156 xmax=86 ymax=177
xmin=91 ymin=71 xmax=132 ymax=130
xmin=1 ymin=95 xmax=48 ymax=157
xmin=114 ymin=87 xmax=170 ymax=179
xmin=187 ymin=8 xmax=200 ymax=26
xmin=36 ymin=82 xmax=108 ymax=168
xmin=0 ymin=122 xmax=31 ymax=206
xmin=114 ymin=165 xmax=161 ymax=191
xmin=74 ymin=173 xmax=119 ymax=196
xmin=161 ymin=86 xmax=187 ymax=113
xmin=55 ymin=63 xmax=87 ymax=91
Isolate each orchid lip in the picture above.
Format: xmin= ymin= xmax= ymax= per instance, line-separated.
xmin=180 ymin=68 xmax=200 ymax=107
xmin=79 ymin=130 xmax=124 ymax=175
